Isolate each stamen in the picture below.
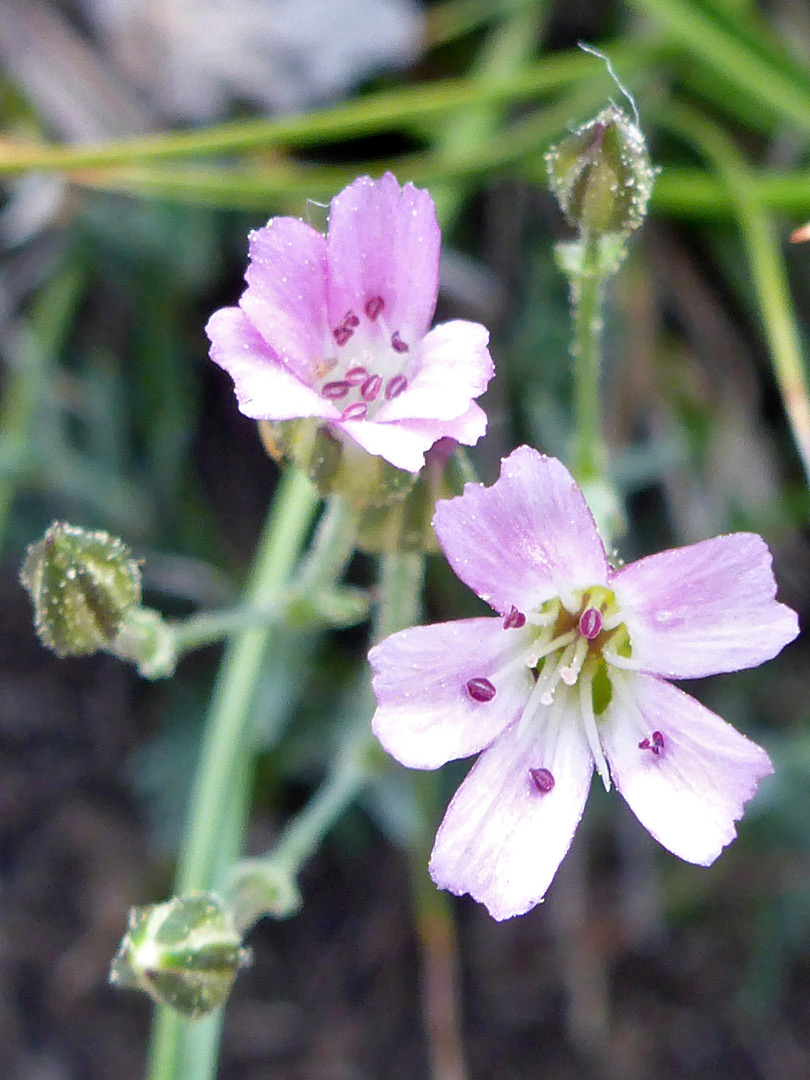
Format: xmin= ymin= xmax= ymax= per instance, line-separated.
xmin=343 ymin=311 xmax=360 ymax=329
xmin=340 ymin=402 xmax=368 ymax=422
xmin=529 ymin=767 xmax=555 ymax=794
xmin=503 ymin=605 xmax=526 ymax=630
xmin=579 ymin=607 xmax=603 ymax=640
xmin=391 ymin=331 xmax=409 ymax=353
xmin=579 ymin=671 xmax=611 ymax=790
xmin=361 ymin=374 xmax=382 ymax=402
xmin=385 ymin=374 xmax=408 ymax=400
xmin=345 ymin=366 xmax=369 ymax=386
xmin=639 ymin=730 xmax=665 ymax=755
xmin=466 ymin=677 xmax=496 ymax=702
xmin=533 ymin=649 xmax=568 ymax=707
xmin=526 ymin=629 xmax=576 ymax=669
xmin=517 ymin=663 xmax=561 ymax=735
xmin=525 ymin=609 xmax=557 ymax=627
xmin=365 ymin=296 xmax=385 ymax=320
xmin=322 ymin=380 xmax=350 ymax=400
xmin=333 ymin=326 xmax=353 ymax=347
xmin=560 ymin=637 xmax=589 ymax=686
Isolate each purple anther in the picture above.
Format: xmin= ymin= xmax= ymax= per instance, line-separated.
xmin=529 ymin=767 xmax=555 ymax=794
xmin=361 ymin=374 xmax=382 ymax=402
xmin=322 ymin=380 xmax=350 ymax=400
xmin=334 ymin=325 xmax=353 ymax=347
xmin=365 ymin=296 xmax=385 ymax=320
xmin=466 ymin=677 xmax=496 ymax=703
xmin=391 ymin=331 xmax=409 ymax=354
xmin=503 ymin=605 xmax=526 ymax=630
xmin=343 ymin=311 xmax=360 ymax=329
xmin=639 ymin=730 xmax=665 ymax=756
xmin=340 ymin=402 xmax=368 ymax=422
xmin=345 ymin=366 xmax=369 ymax=386
xmin=385 ymin=374 xmax=408 ymax=400
xmin=579 ymin=607 xmax=603 ymax=640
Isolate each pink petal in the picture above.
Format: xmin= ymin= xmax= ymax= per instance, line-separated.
xmin=600 ymin=672 xmax=773 ymax=865
xmin=206 ymin=307 xmax=335 ymax=421
xmin=433 ymin=446 xmax=609 ymax=617
xmin=239 ymin=217 xmax=329 ymax=384
xmin=346 ymin=402 xmax=489 ymax=472
xmin=370 ymin=618 xmax=533 ymax=769
xmin=610 ymin=534 xmax=799 ymax=679
xmin=425 ymin=400 xmax=488 ymax=447
xmin=337 ymin=415 xmax=438 ymax=473
xmin=325 ymin=173 xmax=440 ymax=341
xmin=378 ymin=320 xmax=494 ymax=422
xmin=429 ymin=691 xmax=594 ymax=920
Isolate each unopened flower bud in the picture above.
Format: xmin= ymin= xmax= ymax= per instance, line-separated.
xmin=20 ymin=522 xmax=141 ymax=657
xmin=109 ymin=893 xmax=250 ymax=1018
xmin=546 ymin=104 xmax=655 ymax=236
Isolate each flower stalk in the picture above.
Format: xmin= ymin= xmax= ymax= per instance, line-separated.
xmin=226 ymin=550 xmax=425 ymax=928
xmin=570 ymin=230 xmax=608 ymax=487
xmin=146 ymin=469 xmax=344 ymax=1080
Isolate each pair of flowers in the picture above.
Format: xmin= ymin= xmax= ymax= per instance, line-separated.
xmin=208 ymin=174 xmax=798 ymax=921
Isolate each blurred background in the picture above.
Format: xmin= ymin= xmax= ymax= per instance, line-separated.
xmin=0 ymin=0 xmax=809 ymax=1077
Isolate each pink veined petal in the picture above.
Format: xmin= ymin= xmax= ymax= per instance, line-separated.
xmin=206 ymin=307 xmax=335 ymax=421
xmin=422 ymin=400 xmax=488 ymax=447
xmin=610 ymin=533 xmax=799 ymax=679
xmin=348 ymin=401 xmax=489 ymax=472
xmin=239 ymin=217 xmax=329 ymax=384
xmin=338 ymin=414 xmax=441 ymax=472
xmin=429 ymin=689 xmax=595 ymax=920
xmin=391 ymin=401 xmax=489 ymax=451
xmin=433 ymin=446 xmax=609 ymax=617
xmin=600 ymin=672 xmax=773 ymax=865
xmin=325 ymin=173 xmax=440 ymax=341
xmin=377 ymin=320 xmax=494 ymax=423
xmin=370 ymin=617 xmax=534 ymax=769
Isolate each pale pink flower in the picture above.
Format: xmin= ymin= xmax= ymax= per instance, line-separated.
xmin=206 ymin=173 xmax=493 ymax=473
xmin=370 ymin=446 xmax=799 ymax=920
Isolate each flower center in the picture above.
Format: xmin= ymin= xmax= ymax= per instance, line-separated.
xmin=464 ymin=586 xmax=634 ymax=791
xmin=313 ymin=296 xmax=415 ymax=422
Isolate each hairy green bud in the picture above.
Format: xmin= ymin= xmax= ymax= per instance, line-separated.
xmin=546 ymin=104 xmax=655 ymax=237
xmin=109 ymin=893 xmax=250 ymax=1018
xmin=20 ymin=522 xmax=141 ymax=657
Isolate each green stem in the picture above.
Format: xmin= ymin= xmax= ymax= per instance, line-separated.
xmin=570 ymin=233 xmax=609 ymax=485
xmin=147 ymin=468 xmax=323 ymax=1080
xmin=233 ymin=552 xmax=425 ymax=911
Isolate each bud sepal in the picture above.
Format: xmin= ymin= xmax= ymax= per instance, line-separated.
xmin=20 ymin=522 xmax=141 ymax=657
xmin=546 ymin=103 xmax=656 ymax=238
xmin=109 ymin=892 xmax=250 ymax=1018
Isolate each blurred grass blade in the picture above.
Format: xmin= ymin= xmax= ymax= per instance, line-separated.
xmin=663 ymin=102 xmax=810 ymax=488
xmin=0 ymin=266 xmax=84 ymax=551
xmin=652 ymin=166 xmax=810 ymax=218
xmin=629 ymin=0 xmax=810 ymax=135
xmin=0 ymin=40 xmax=660 ymax=176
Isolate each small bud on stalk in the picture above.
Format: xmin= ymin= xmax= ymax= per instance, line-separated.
xmin=20 ymin=522 xmax=141 ymax=657
xmin=546 ymin=104 xmax=655 ymax=237
xmin=110 ymin=893 xmax=251 ymax=1018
